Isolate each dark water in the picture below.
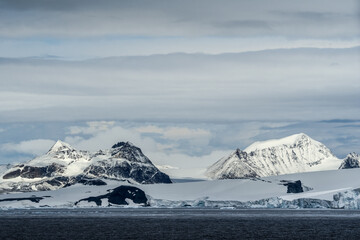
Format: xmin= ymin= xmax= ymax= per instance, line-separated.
xmin=1 ymin=208 xmax=360 ymax=239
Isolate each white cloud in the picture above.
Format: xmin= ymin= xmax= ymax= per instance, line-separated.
xmin=136 ymin=125 xmax=164 ymax=134
xmin=163 ymin=127 xmax=211 ymax=141
xmin=61 ymin=122 xmax=223 ymax=178
xmin=147 ymin=150 xmax=233 ymax=179
xmin=2 ymin=139 xmax=56 ymax=156
xmin=68 ymin=121 xmax=115 ymax=135
xmin=65 ymin=122 xmax=213 ymax=154
xmin=64 ymin=125 xmax=161 ymax=153
xmin=136 ymin=125 xmax=212 ymax=146
xmin=64 ymin=121 xmax=230 ymax=178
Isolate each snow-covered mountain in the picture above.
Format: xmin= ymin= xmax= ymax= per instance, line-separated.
xmin=206 ymin=133 xmax=341 ymax=179
xmin=0 ymin=141 xmax=171 ymax=193
xmin=339 ymin=153 xmax=360 ymax=169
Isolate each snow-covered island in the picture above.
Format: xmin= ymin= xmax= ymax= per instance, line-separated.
xmin=1 ymin=134 xmax=360 ymax=209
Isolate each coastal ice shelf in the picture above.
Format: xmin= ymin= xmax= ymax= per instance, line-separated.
xmin=1 ymin=168 xmax=360 ymax=209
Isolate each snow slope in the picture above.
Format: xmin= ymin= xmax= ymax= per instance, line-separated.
xmin=206 ymin=133 xmax=342 ymax=179
xmin=1 ymin=168 xmax=360 ymax=209
xmin=0 ymin=164 xmax=12 ymax=176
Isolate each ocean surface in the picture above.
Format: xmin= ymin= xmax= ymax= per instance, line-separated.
xmin=1 ymin=208 xmax=360 ymax=239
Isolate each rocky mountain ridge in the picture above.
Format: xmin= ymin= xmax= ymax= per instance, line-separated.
xmin=0 ymin=141 xmax=171 ymax=193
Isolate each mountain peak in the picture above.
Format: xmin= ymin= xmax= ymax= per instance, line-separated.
xmin=339 ymin=152 xmax=360 ymax=169
xmin=111 ymin=141 xmax=135 ymax=149
xmin=47 ymin=140 xmax=74 ymax=153
xmin=293 ymin=132 xmax=311 ymax=141
xmin=233 ymin=148 xmax=247 ymax=159
xmin=244 ymin=133 xmax=314 ymax=152
xmin=347 ymin=152 xmax=359 ymax=158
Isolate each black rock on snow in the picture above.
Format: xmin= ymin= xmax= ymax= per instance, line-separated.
xmin=281 ymin=180 xmax=304 ymax=193
xmin=75 ymin=185 xmax=148 ymax=206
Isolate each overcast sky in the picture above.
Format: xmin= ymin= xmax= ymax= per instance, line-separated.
xmin=0 ymin=0 xmax=359 ymax=177
xmin=0 ymin=0 xmax=359 ymax=58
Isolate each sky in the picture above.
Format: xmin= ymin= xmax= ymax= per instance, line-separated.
xmin=0 ymin=0 xmax=359 ymax=178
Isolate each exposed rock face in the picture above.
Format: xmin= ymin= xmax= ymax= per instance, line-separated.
xmin=83 ymin=142 xmax=172 ymax=184
xmin=75 ymin=185 xmax=148 ymax=206
xmin=111 ymin=142 xmax=148 ymax=162
xmin=281 ymin=180 xmax=304 ymax=193
xmin=3 ymin=163 xmax=64 ymax=179
xmin=84 ymin=160 xmax=171 ymax=184
xmin=339 ymin=153 xmax=360 ymax=169
xmin=206 ymin=149 xmax=261 ymax=179
xmin=0 ymin=141 xmax=171 ymax=193
xmin=206 ymin=133 xmax=341 ymax=179
xmin=0 ymin=196 xmax=45 ymax=203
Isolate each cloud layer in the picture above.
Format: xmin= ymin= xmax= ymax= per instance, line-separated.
xmin=0 ymin=0 xmax=358 ymax=38
xmin=0 ymin=0 xmax=359 ymax=58
xmin=1 ymin=47 xmax=359 ymax=122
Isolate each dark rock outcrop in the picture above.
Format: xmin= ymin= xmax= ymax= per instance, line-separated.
xmin=77 ymin=178 xmax=107 ymax=186
xmin=84 ymin=160 xmax=171 ymax=184
xmin=281 ymin=180 xmax=304 ymax=193
xmin=75 ymin=185 xmax=148 ymax=206
xmin=3 ymin=163 xmax=64 ymax=179
xmin=111 ymin=141 xmax=149 ymax=163
xmin=0 ymin=196 xmax=44 ymax=203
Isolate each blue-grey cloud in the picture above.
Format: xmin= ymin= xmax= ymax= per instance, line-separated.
xmin=0 ymin=0 xmax=358 ymax=39
xmin=218 ymin=20 xmax=271 ymax=28
xmin=0 ymin=47 xmax=359 ymax=123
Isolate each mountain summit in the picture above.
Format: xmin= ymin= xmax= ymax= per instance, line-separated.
xmin=47 ymin=140 xmax=74 ymax=153
xmin=244 ymin=133 xmax=314 ymax=152
xmin=206 ymin=133 xmax=341 ymax=179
